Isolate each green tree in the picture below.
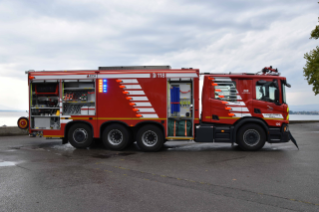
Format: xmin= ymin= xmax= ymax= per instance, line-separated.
xmin=310 ymin=18 xmax=319 ymax=39
xmin=303 ymin=15 xmax=319 ymax=95
xmin=303 ymin=47 xmax=319 ymax=95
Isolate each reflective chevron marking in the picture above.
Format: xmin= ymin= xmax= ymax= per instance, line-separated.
xmin=140 ymin=114 xmax=159 ymax=118
xmin=118 ymin=79 xmax=159 ymax=118
xmin=212 ymin=77 xmax=252 ymax=117
xmin=137 ymin=108 xmax=155 ymax=112
xmin=134 ymin=102 xmax=152 ymax=106
xmin=130 ymin=96 xmax=148 ymax=101
xmin=123 ymin=85 xmax=142 ymax=89
xmin=229 ymin=107 xmax=249 ymax=112
xmin=120 ymin=79 xmax=139 ymax=83
xmin=233 ymin=113 xmax=252 ymax=118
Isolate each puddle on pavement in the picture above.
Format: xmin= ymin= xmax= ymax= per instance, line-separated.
xmin=0 ymin=161 xmax=16 ymax=167
xmin=91 ymin=152 xmax=135 ymax=159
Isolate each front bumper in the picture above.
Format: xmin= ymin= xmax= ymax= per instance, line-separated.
xmin=268 ymin=124 xmax=290 ymax=143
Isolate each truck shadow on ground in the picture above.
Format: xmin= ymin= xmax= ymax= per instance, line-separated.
xmin=10 ymin=139 xmax=294 ymax=161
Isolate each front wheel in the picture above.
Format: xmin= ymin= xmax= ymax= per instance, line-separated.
xmin=136 ymin=125 xmax=164 ymax=152
xmin=68 ymin=124 xmax=93 ymax=148
xmin=237 ymin=124 xmax=266 ymax=151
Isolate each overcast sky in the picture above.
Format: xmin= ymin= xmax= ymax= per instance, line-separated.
xmin=0 ymin=0 xmax=318 ymax=110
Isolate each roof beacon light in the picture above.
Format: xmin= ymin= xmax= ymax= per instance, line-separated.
xmin=261 ymin=66 xmax=279 ymax=75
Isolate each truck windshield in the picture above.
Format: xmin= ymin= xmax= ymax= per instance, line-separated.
xmin=256 ymin=81 xmax=278 ymax=103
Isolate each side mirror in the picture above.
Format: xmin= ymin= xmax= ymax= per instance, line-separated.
xmin=274 ymin=89 xmax=280 ymax=104
xmin=283 ymin=80 xmax=291 ymax=88
xmin=272 ymin=79 xmax=279 ymax=88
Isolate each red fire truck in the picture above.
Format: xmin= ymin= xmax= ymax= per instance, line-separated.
xmin=18 ymin=66 xmax=297 ymax=151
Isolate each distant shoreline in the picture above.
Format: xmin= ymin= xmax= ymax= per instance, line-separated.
xmin=290 ymin=112 xmax=319 ymax=115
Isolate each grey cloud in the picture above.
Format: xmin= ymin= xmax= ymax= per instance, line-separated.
xmin=0 ymin=0 xmax=319 ymax=108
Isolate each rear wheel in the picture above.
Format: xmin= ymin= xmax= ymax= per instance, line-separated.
xmin=102 ymin=124 xmax=130 ymax=150
xmin=68 ymin=123 xmax=93 ymax=148
xmin=237 ymin=124 xmax=266 ymax=151
xmin=136 ymin=125 xmax=164 ymax=152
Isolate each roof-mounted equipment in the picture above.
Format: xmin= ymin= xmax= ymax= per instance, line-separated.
xmin=261 ymin=66 xmax=280 ymax=75
xmin=98 ymin=66 xmax=170 ymax=70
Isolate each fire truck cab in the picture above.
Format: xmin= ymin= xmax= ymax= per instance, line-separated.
xmin=18 ymin=66 xmax=296 ymax=151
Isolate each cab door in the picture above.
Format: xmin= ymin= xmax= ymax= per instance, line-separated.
xmin=237 ymin=79 xmax=253 ymax=117
xmin=252 ymin=79 xmax=284 ymax=127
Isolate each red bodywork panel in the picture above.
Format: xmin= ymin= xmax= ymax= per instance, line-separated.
xmin=28 ymin=69 xmax=200 ymax=138
xmin=201 ymin=74 xmax=289 ymax=127
xmin=27 ymin=69 xmax=288 ymax=139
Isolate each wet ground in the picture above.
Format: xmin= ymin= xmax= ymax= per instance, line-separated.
xmin=0 ymin=123 xmax=318 ymax=211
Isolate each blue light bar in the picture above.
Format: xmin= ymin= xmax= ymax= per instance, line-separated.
xmin=103 ymin=79 xmax=107 ymax=93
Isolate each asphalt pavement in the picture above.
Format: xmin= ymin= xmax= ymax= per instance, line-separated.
xmin=0 ymin=123 xmax=318 ymax=212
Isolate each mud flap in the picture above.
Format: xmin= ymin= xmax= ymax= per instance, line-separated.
xmin=288 ymin=131 xmax=299 ymax=149
xmin=62 ymin=137 xmax=68 ymax=144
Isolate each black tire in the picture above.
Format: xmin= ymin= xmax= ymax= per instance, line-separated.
xmin=102 ymin=124 xmax=130 ymax=150
xmin=237 ymin=124 xmax=266 ymax=151
xmin=62 ymin=137 xmax=68 ymax=144
xmin=68 ymin=123 xmax=93 ymax=148
xmin=136 ymin=125 xmax=164 ymax=152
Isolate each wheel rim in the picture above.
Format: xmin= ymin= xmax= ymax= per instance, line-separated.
xmin=243 ymin=129 xmax=260 ymax=146
xmin=108 ymin=129 xmax=123 ymax=146
xmin=73 ymin=128 xmax=88 ymax=143
xmin=141 ymin=130 xmax=158 ymax=147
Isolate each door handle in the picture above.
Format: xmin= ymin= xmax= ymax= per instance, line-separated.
xmin=254 ymin=108 xmax=261 ymax=114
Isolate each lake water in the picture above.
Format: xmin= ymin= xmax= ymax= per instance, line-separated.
xmin=0 ymin=112 xmax=28 ymax=126
xmin=0 ymin=112 xmax=319 ymax=127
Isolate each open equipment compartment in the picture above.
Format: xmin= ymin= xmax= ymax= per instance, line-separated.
xmin=62 ymin=80 xmax=96 ymax=115
xmin=167 ymin=78 xmax=194 ymax=137
xmin=30 ymin=80 xmax=60 ymax=130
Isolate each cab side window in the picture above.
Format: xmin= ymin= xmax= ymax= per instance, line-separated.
xmin=256 ymin=80 xmax=278 ymax=103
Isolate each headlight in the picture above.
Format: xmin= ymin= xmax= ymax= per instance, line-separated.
xmin=283 ymin=125 xmax=289 ymax=132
